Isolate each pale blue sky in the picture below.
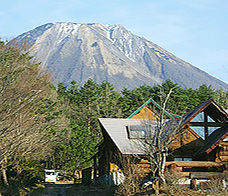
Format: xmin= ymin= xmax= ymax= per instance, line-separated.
xmin=1 ymin=0 xmax=228 ymax=85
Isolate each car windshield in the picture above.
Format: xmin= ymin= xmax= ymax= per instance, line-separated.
xmin=46 ymin=172 xmax=55 ymax=175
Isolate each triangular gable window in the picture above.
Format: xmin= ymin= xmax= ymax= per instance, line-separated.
xmin=208 ymin=116 xmax=220 ymax=135
xmin=190 ymin=126 xmax=205 ymax=139
xmin=191 ymin=112 xmax=204 ymax=122
xmin=190 ymin=112 xmax=221 ymax=140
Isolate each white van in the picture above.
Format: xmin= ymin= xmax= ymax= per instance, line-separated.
xmin=44 ymin=169 xmax=57 ymax=183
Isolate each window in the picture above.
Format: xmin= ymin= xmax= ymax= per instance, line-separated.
xmin=190 ymin=112 xmax=221 ymax=139
xmin=46 ymin=172 xmax=55 ymax=175
xmin=127 ymin=125 xmax=152 ymax=139
xmin=223 ymin=137 xmax=228 ymax=141
xmin=174 ymin=158 xmax=192 ymax=169
xmin=190 ymin=126 xmax=205 ymax=139
xmin=174 ymin=158 xmax=192 ymax=161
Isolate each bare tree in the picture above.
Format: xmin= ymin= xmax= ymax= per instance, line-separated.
xmin=0 ymin=41 xmax=64 ymax=185
xmin=114 ymin=153 xmax=142 ymax=196
xmin=140 ymin=88 xmax=183 ymax=186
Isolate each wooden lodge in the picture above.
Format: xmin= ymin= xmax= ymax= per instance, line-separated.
xmin=92 ymin=98 xmax=228 ymax=185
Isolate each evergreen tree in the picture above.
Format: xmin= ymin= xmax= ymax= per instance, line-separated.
xmin=214 ymin=89 xmax=228 ymax=109
xmin=53 ymin=119 xmax=97 ymax=177
xmin=98 ymin=81 xmax=122 ymax=118
xmin=197 ymin=84 xmax=216 ymax=103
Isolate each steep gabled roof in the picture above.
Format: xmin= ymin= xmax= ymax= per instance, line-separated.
xmin=180 ymin=99 xmax=228 ymax=128
xmin=99 ymin=118 xmax=176 ymax=155
xmin=127 ymin=98 xmax=181 ymax=119
xmin=98 ymin=118 xmax=158 ymax=155
xmin=176 ymin=99 xmax=228 ymax=156
xmin=194 ymin=126 xmax=228 ymax=156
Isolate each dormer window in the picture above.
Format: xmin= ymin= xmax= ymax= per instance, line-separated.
xmin=127 ymin=125 xmax=152 ymax=139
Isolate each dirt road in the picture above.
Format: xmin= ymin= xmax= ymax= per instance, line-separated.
xmin=41 ymin=184 xmax=73 ymax=196
xmin=35 ymin=182 xmax=115 ymax=196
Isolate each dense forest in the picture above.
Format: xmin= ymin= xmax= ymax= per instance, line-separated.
xmin=1 ymin=41 xmax=228 ymax=189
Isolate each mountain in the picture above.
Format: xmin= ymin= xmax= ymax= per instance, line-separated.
xmin=12 ymin=22 xmax=228 ymax=91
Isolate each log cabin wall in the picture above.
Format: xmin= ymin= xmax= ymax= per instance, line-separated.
xmin=109 ymin=162 xmax=119 ymax=172
xmin=168 ymin=127 xmax=205 ymax=160
xmin=99 ymin=146 xmax=152 ymax=179
xmin=216 ymin=141 xmax=228 ymax=162
xmin=135 ymin=159 xmax=151 ymax=178
xmin=98 ymin=145 xmax=120 ymax=177
xmin=130 ymin=104 xmax=176 ymax=120
xmin=110 ymin=157 xmax=152 ymax=179
xmin=128 ymin=98 xmax=180 ymax=120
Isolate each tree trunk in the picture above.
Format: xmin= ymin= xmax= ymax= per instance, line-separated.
xmin=159 ymin=152 xmax=166 ymax=185
xmin=1 ymin=163 xmax=9 ymax=186
xmin=155 ymin=180 xmax=159 ymax=196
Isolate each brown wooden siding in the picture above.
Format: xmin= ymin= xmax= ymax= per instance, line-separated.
xmin=169 ymin=128 xmax=204 ymax=158
xmin=216 ymin=141 xmax=228 ymax=162
xmin=131 ymin=106 xmax=157 ymax=119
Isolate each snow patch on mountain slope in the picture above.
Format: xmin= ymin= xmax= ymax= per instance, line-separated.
xmin=52 ymin=22 xmax=82 ymax=43
xmin=103 ymin=24 xmax=146 ymax=64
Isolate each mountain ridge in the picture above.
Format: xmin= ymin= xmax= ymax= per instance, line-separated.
xmin=12 ymin=22 xmax=228 ymax=91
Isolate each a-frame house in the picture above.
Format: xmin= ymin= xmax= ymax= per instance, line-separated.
xmin=94 ymin=98 xmax=228 ymax=183
xmin=168 ymin=98 xmax=228 ymax=162
xmin=94 ymin=98 xmax=180 ymax=183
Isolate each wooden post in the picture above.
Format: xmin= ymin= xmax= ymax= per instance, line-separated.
xmin=105 ymin=149 xmax=110 ymax=185
xmin=204 ymin=111 xmax=208 ymax=141
xmin=190 ymin=179 xmax=197 ymax=190
xmin=82 ymin=167 xmax=92 ymax=186
xmin=93 ymin=155 xmax=97 ymax=182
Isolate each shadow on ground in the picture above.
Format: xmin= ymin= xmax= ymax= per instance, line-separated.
xmin=0 ymin=182 xmax=116 ymax=196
